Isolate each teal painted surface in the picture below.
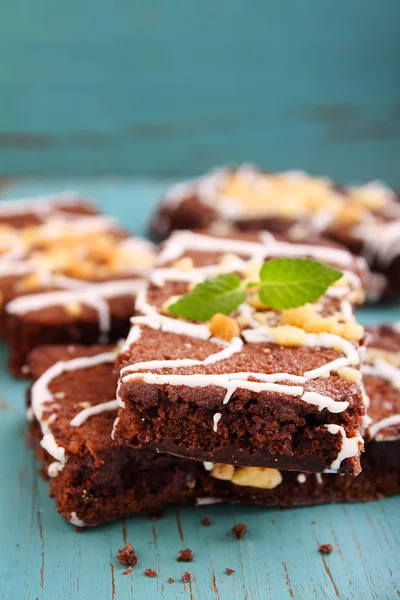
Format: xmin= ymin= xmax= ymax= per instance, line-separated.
xmin=1 ymin=179 xmax=400 ymax=600
xmin=0 ymin=1 xmax=400 ymax=182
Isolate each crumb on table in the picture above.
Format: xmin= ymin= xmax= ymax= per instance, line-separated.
xmin=177 ymin=548 xmax=194 ymax=562
xmin=182 ymin=572 xmax=191 ymax=583
xmin=319 ymin=543 xmax=333 ymax=554
xmin=201 ymin=517 xmax=211 ymax=526
xmin=144 ymin=568 xmax=157 ymax=578
xmin=232 ymin=523 xmax=248 ymax=540
xmin=226 ymin=568 xmax=235 ymax=575
xmin=117 ymin=543 xmax=138 ymax=566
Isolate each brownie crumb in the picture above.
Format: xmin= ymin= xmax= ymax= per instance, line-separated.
xmin=148 ymin=510 xmax=164 ymax=521
xmin=182 ymin=572 xmax=191 ymax=583
xmin=117 ymin=543 xmax=138 ymax=566
xmin=144 ymin=568 xmax=157 ymax=578
xmin=232 ymin=523 xmax=247 ymax=540
xmin=168 ymin=577 xmax=175 ymax=583
xmin=122 ymin=567 xmax=132 ymax=576
xmin=312 ymin=520 xmax=316 ymax=525
xmin=201 ymin=517 xmax=211 ymax=526
xmin=177 ymin=548 xmax=194 ymax=562
xmin=319 ymin=544 xmax=333 ymax=555
xmin=226 ymin=568 xmax=235 ymax=575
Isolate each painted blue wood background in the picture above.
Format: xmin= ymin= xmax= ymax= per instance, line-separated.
xmin=0 ymin=1 xmax=400 ymax=182
xmin=0 ymin=178 xmax=400 ymax=600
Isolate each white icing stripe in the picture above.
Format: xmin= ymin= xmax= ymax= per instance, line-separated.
xmin=121 ymin=337 xmax=243 ymax=376
xmin=369 ymin=415 xmax=400 ymax=440
xmin=301 ymin=391 xmax=349 ymax=413
xmin=111 ymin=417 xmax=120 ymax=441
xmin=243 ymin=328 xmax=359 ymax=368
xmin=150 ymin=257 xmax=247 ymax=286
xmin=121 ymin=371 xmax=304 ymax=406
xmin=31 ymin=350 xmax=117 ymax=476
xmin=70 ymin=400 xmax=118 ymax=427
xmin=6 ymin=279 xmax=144 ymax=337
xmin=324 ymin=425 xmax=363 ymax=472
xmin=70 ymin=512 xmax=86 ymax=527
xmin=362 ymin=358 xmax=400 ymax=390
xmin=157 ymin=230 xmax=356 ymax=268
xmin=213 ymin=412 xmax=222 ymax=432
xmin=132 ymin=314 xmax=211 ymax=340
xmin=0 ymin=191 xmax=84 ymax=216
xmin=304 ymin=357 xmax=349 ymax=379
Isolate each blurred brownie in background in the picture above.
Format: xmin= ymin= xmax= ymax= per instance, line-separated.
xmin=149 ymin=165 xmax=400 ymax=299
xmin=0 ymin=193 xmax=155 ymax=375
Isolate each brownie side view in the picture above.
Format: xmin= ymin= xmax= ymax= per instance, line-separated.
xmin=28 ymin=330 xmax=400 ymax=527
xmin=0 ymin=194 xmax=155 ymax=375
xmin=27 ymin=344 xmax=201 ymax=526
xmin=149 ymin=166 xmax=400 ymax=299
xmin=115 ymin=231 xmax=367 ymax=475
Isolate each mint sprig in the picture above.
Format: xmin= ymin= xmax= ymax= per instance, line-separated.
xmin=168 ymin=273 xmax=246 ymax=322
xmin=168 ymin=258 xmax=342 ymax=322
xmin=258 ymin=258 xmax=343 ymax=310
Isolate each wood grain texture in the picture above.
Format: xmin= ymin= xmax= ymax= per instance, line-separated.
xmin=1 ymin=179 xmax=400 ymax=600
xmin=0 ymin=1 xmax=399 ymax=182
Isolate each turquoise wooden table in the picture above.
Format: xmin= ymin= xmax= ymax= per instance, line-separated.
xmin=1 ymin=179 xmax=399 ymax=600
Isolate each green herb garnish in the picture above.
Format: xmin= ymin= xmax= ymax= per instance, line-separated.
xmin=168 ymin=258 xmax=342 ymax=322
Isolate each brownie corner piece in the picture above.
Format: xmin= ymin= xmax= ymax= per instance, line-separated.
xmin=115 ymin=230 xmax=367 ymax=476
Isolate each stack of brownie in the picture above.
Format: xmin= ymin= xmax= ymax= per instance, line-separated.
xmin=150 ymin=165 xmax=400 ymax=299
xmin=0 ymin=192 xmax=155 ymax=375
xmin=8 ymin=184 xmax=396 ymax=527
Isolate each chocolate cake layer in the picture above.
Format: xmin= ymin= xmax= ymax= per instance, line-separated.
xmin=149 ymin=166 xmax=400 ymax=299
xmin=0 ymin=193 xmax=155 ymax=375
xmin=115 ymin=230 xmax=367 ymax=475
xmin=28 ymin=330 xmax=400 ymax=526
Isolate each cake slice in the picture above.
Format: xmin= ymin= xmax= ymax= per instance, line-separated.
xmin=149 ymin=166 xmax=400 ymax=299
xmin=28 ymin=326 xmax=400 ymax=526
xmin=0 ymin=193 xmax=155 ymax=375
xmin=115 ymin=230 xmax=367 ymax=475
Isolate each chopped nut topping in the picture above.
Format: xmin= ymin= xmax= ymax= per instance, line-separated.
xmin=270 ymin=325 xmax=306 ymax=347
xmin=231 ymin=467 xmax=283 ymax=489
xmin=64 ymin=302 xmax=83 ymax=317
xmin=210 ymin=463 xmax=235 ymax=481
xmin=15 ymin=273 xmax=43 ymax=292
xmin=208 ymin=313 xmax=240 ymax=342
xmin=336 ymin=367 xmax=362 ymax=382
xmin=172 ymin=257 xmax=194 ymax=271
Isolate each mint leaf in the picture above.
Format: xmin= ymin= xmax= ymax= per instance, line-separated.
xmin=168 ymin=273 xmax=246 ymax=321
xmin=258 ymin=258 xmax=343 ymax=309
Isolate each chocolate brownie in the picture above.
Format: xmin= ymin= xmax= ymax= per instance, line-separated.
xmin=115 ymin=230 xmax=367 ymax=475
xmin=28 ymin=344 xmax=201 ymax=526
xmin=28 ymin=331 xmax=400 ymax=527
xmin=149 ymin=165 xmax=400 ymax=299
xmin=0 ymin=193 xmax=155 ymax=375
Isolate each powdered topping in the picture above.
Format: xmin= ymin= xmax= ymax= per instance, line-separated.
xmin=30 ymin=350 xmax=118 ymax=477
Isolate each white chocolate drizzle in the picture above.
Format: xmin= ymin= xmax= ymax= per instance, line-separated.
xmin=213 ymin=413 xmax=222 ymax=432
xmin=324 ymin=425 xmax=363 ymax=472
xmin=31 ymin=350 xmax=117 ymax=477
xmin=70 ymin=400 xmax=118 ymax=427
xmin=7 ymin=279 xmax=144 ymax=341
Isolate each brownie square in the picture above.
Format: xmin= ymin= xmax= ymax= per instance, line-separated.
xmin=115 ymin=230 xmax=368 ymax=475
xmin=149 ymin=166 xmax=400 ymax=299
xmin=0 ymin=193 xmax=155 ymax=375
xmin=28 ymin=327 xmax=400 ymax=526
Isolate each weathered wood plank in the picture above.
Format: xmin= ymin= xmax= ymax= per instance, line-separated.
xmin=0 ymin=179 xmax=399 ymax=600
xmin=0 ymin=1 xmax=399 ymax=181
